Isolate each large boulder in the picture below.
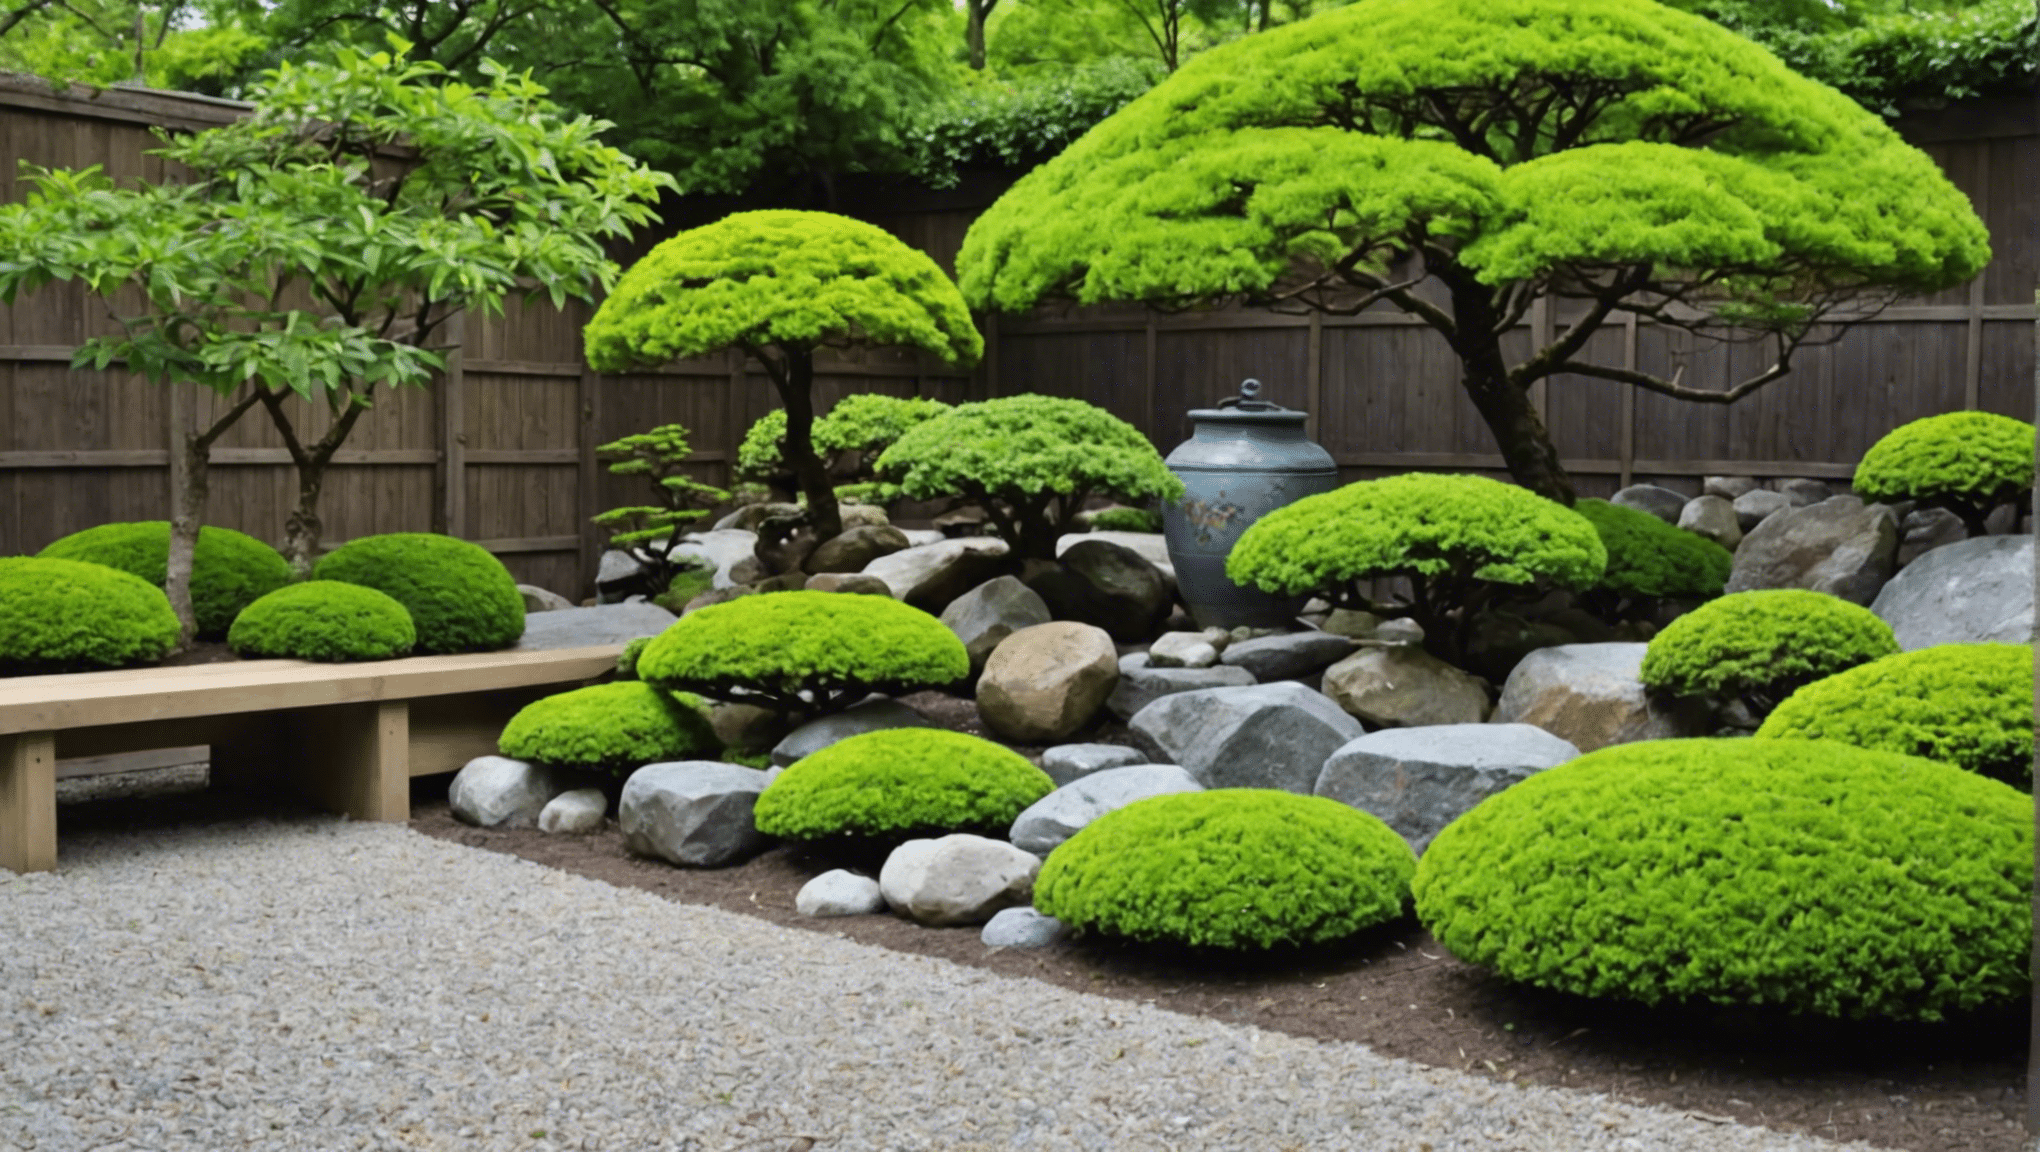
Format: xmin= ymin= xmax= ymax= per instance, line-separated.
xmin=976 ymin=621 xmax=1119 ymax=742
xmin=1315 ymin=724 xmax=1580 ymax=852
xmin=806 ymin=525 xmax=911 ymax=574
xmin=770 ymin=697 xmax=931 ymax=767
xmin=879 ymin=834 xmax=1041 ymax=926
xmin=1732 ymin=488 xmax=1792 ymax=532
xmin=618 ymin=761 xmax=774 ymax=867
xmin=1037 ymin=742 xmax=1148 ymax=787
xmin=1057 ymin=531 xmax=1174 ymax=581
xmin=1493 ymin=642 xmax=1708 ymax=752
xmin=862 ymin=537 xmax=1012 ymax=614
xmin=515 ymin=601 xmax=676 ymax=651
xmin=671 ymin=529 xmax=764 ymax=590
xmin=1025 ymin=539 xmax=1171 ymax=642
xmin=1008 ymin=764 xmax=1204 ymax=857
xmin=1320 ymin=645 xmax=1491 ymax=727
xmin=1896 ymin=507 xmax=1969 ymax=569
xmin=1703 ymin=475 xmax=1760 ymax=501
xmin=1129 ymin=682 xmax=1363 ymax=793
xmin=1106 ymin=652 xmax=1257 ymax=720
xmin=518 ymin=584 xmax=576 ymax=613
xmin=1776 ymin=478 xmax=1832 ymax=507
xmin=939 ymin=575 xmax=1052 ymax=675
xmin=594 ymin=549 xmax=652 ymax=604
xmin=449 ymin=756 xmax=562 ymax=828
xmin=1677 ymin=495 xmax=1743 ymax=551
xmin=1219 ymin=631 xmax=1356 ymax=682
xmin=1610 ymin=483 xmax=1687 ymax=524
xmin=1723 ymin=495 xmax=1898 ymax=605
xmin=1870 ymin=534 xmax=2034 ymax=651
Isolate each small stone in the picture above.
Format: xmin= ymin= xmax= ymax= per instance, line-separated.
xmin=771 ymin=698 xmax=930 ymax=766
xmin=619 ymin=761 xmax=774 ymax=867
xmin=1038 ymin=742 xmax=1148 ymax=787
xmin=1703 ymin=476 xmax=1760 ymax=501
xmin=977 ymin=621 xmax=1120 ymax=742
xmin=796 ymin=870 xmax=886 ymax=917
xmin=1732 ymin=489 xmax=1793 ymax=532
xmin=981 ymin=907 xmax=1068 ymax=948
xmin=880 ymin=834 xmax=1042 ymax=926
xmin=1320 ymin=646 xmax=1490 ymax=727
xmin=537 ymin=789 xmax=606 ymax=834
xmin=803 ymin=572 xmax=894 ymax=596
xmin=1373 ymin=618 xmax=1425 ymax=644
xmin=518 ymin=584 xmax=576 ymax=613
xmin=1320 ymin=609 xmax=1385 ymax=640
xmin=1775 ymin=478 xmax=1832 ymax=507
xmin=1610 ymin=484 xmax=1688 ymax=525
xmin=1106 ymin=652 xmax=1257 ymax=721
xmin=1009 ymin=764 xmax=1204 ymax=857
xmin=1148 ymin=631 xmax=1219 ymax=668
xmin=449 ymin=756 xmax=561 ymax=829
xmin=1677 ymin=495 xmax=1742 ymax=551
xmin=1219 ymin=631 xmax=1356 ymax=681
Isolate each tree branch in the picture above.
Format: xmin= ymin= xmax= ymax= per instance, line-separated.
xmin=1558 ymin=350 xmax=1796 ymax=405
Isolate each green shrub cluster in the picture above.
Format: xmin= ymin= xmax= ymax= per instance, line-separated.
xmin=0 ymin=556 xmax=179 ymax=674
xmin=498 ymin=681 xmax=718 ymax=776
xmin=36 ymin=521 xmax=291 ymax=639
xmin=226 ymin=581 xmax=415 ymax=662
xmin=636 ymin=591 xmax=968 ymax=717
xmin=1639 ymin=589 xmax=1899 ymax=717
xmin=311 ymin=533 xmax=525 ymax=654
xmin=736 ymin=394 xmax=953 ymax=503
xmin=906 ymin=57 xmax=1165 ymax=191
xmin=1086 ymin=506 xmax=1161 ymax=533
xmin=1413 ymin=739 xmax=2033 ymax=1021
xmin=1852 ymin=411 xmax=2035 ymax=537
xmin=1757 ymin=644 xmax=2034 ymax=788
xmin=1749 ymin=0 xmax=2036 ymax=119
xmin=752 ymin=728 xmax=1052 ymax=845
xmin=1035 ymin=790 xmax=1416 ymax=951
xmin=1573 ymin=498 xmax=1732 ymax=603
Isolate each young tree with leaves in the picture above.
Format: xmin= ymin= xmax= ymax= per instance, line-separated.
xmin=592 ymin=423 xmax=731 ymax=595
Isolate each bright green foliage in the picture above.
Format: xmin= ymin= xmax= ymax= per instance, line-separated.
xmin=1226 ymin=473 xmax=1605 ymax=661
xmin=0 ymin=557 xmax=179 ymax=675
xmin=1640 ymin=589 xmax=1899 ymax=715
xmin=37 ymin=521 xmax=291 ymax=640
xmin=877 ymin=394 xmax=1184 ymax=559
xmin=498 ymin=681 xmax=718 ymax=776
xmin=752 ymin=728 xmax=1053 ymax=845
xmin=1573 ymin=498 xmax=1732 ymax=604
xmin=1852 ymin=411 xmax=2035 ymax=537
xmin=615 ymin=636 xmax=652 ymax=680
xmin=1757 ymin=644 xmax=2034 ymax=787
xmin=593 ymin=423 xmax=731 ymax=595
xmin=1742 ymin=0 xmax=2036 ymax=118
xmin=0 ymin=1 xmax=267 ymax=95
xmin=1087 ymin=506 xmax=1162 ymax=533
xmin=1035 ymin=789 xmax=1416 ymax=950
xmin=226 ymin=581 xmax=416 ymax=662
xmin=1414 ymin=739 xmax=2034 ymax=1021
xmin=735 ymin=394 xmax=954 ymax=495
xmin=735 ymin=411 xmax=794 ymax=490
xmin=636 ymin=591 xmax=969 ymax=717
xmin=311 ymin=533 xmax=525 ymax=654
xmin=910 ymin=57 xmax=1165 ymax=188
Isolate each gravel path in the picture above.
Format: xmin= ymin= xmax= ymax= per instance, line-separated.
xmin=1 ymin=813 xmax=1884 ymax=1152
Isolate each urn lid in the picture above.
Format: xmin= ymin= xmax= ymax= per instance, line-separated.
xmin=1167 ymin=379 xmax=1335 ymax=474
xmin=1186 ymin=378 xmax=1307 ymax=425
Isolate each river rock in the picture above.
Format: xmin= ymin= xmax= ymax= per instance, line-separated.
xmin=1896 ymin=507 xmax=1969 ymax=569
xmin=1724 ymin=496 xmax=1898 ymax=605
xmin=518 ymin=584 xmax=576 ymax=613
xmin=1026 ymin=539 xmax=1171 ymax=642
xmin=977 ymin=621 xmax=1119 ymax=742
xmin=1493 ymin=642 xmax=1708 ymax=752
xmin=796 ymin=870 xmax=886 ymax=917
xmin=1129 ymin=682 xmax=1362 ymax=794
xmin=449 ymin=756 xmax=561 ymax=828
xmin=1704 ymin=476 xmax=1760 ymax=501
xmin=1315 ymin=724 xmax=1579 ymax=852
xmin=1776 ymin=478 xmax=1832 ymax=507
xmin=1870 ymin=534 xmax=2034 ymax=650
xmin=1009 ymin=764 xmax=1205 ymax=857
xmin=1057 ymin=531 xmax=1174 ymax=581
xmin=880 ymin=834 xmax=1041 ymax=926
xmin=1148 ymin=631 xmax=1220 ymax=668
xmin=803 ymin=572 xmax=893 ymax=596
xmin=940 ymin=575 xmax=1052 ymax=675
xmin=1106 ymin=652 xmax=1257 ymax=721
xmin=618 ymin=761 xmax=774 ymax=867
xmin=863 ymin=537 xmax=1012 ymax=614
xmin=1611 ymin=484 xmax=1688 ymax=524
xmin=1320 ymin=645 xmax=1491 ymax=727
xmin=1677 ymin=495 xmax=1743 ymax=550
xmin=806 ymin=525 xmax=911 ymax=574
xmin=1733 ymin=489 xmax=1792 ymax=532
xmin=1038 ymin=742 xmax=1148 ymax=787
xmin=1220 ymin=631 xmax=1356 ymax=682
xmin=981 ymin=907 xmax=1068 ymax=948
xmin=537 ymin=788 xmax=607 ymax=834
xmin=771 ymin=697 xmax=931 ymax=766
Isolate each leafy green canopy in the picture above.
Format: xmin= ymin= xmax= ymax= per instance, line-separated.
xmin=498 ymin=681 xmax=718 ymax=777
xmin=735 ymin=394 xmax=955 ymax=488
xmin=37 ymin=521 xmax=291 ymax=640
xmin=1639 ymin=588 xmax=1898 ymax=714
xmin=1756 ymin=644 xmax=2034 ymax=788
xmin=752 ymin=728 xmax=1053 ymax=846
xmin=311 ymin=533 xmax=525 ymax=654
xmin=1573 ymin=498 xmax=1732 ymax=601
xmin=227 ymin=581 xmax=417 ymax=663
xmin=1852 ymin=411 xmax=2035 ymax=537
xmin=1035 ymin=789 xmax=1416 ymax=950
xmin=1414 ymin=739 xmax=2033 ymax=1021
xmin=0 ymin=557 xmax=180 ymax=675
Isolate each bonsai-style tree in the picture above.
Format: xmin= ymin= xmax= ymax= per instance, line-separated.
xmin=592 ymin=422 xmax=731 ymax=596
xmin=584 ymin=211 xmax=984 ymax=543
xmin=954 ymin=0 xmax=1993 ymax=504
xmin=1852 ymin=411 xmax=2035 ymax=537
xmin=734 ymin=393 xmax=953 ymax=507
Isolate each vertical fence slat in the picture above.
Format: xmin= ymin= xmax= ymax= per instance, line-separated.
xmin=439 ymin=311 xmax=467 ymax=539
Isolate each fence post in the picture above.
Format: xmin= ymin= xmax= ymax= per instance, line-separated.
xmin=1306 ymin=312 xmax=1323 ymax=443
xmin=577 ymin=352 xmax=601 ymax=598
xmin=438 ymin=311 xmax=467 ymax=539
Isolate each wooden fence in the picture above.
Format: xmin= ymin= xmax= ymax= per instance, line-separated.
xmin=0 ymin=74 xmax=2031 ymax=597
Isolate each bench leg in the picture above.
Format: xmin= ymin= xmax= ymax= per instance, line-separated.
xmin=0 ymin=730 xmax=57 ymax=873
xmin=287 ymin=700 xmax=411 ymax=823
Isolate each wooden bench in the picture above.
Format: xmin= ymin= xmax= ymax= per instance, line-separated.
xmin=0 ymin=645 xmax=622 ymax=873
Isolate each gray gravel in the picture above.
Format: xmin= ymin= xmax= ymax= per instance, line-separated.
xmin=0 ymin=813 xmax=1884 ymax=1152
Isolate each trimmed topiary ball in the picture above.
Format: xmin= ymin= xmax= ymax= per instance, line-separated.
xmin=226 ymin=581 xmax=416 ymax=662
xmin=1035 ymin=790 xmax=1416 ymax=951
xmin=498 ymin=681 xmax=719 ymax=776
xmin=311 ymin=533 xmax=525 ymax=654
xmin=1639 ymin=589 xmax=1899 ymax=718
xmin=752 ymin=728 xmax=1053 ymax=846
xmin=1573 ymin=498 xmax=1731 ymax=602
xmin=0 ymin=556 xmax=179 ymax=674
xmin=1756 ymin=644 xmax=2034 ymax=787
xmin=636 ymin=590 xmax=968 ymax=718
xmin=37 ymin=521 xmax=291 ymax=639
xmin=1853 ymin=411 xmax=2035 ymax=537
xmin=1414 ymin=739 xmax=2032 ymax=1021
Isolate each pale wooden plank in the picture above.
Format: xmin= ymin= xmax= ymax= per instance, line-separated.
xmin=56 ymin=745 xmax=208 ymax=780
xmin=0 ymin=730 xmax=56 ymax=873
xmin=291 ymin=699 xmax=409 ymax=822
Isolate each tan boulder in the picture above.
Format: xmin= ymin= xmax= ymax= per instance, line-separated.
xmin=976 ymin=621 xmax=1119 ymax=743
xmin=1320 ymin=644 xmax=1491 ymax=727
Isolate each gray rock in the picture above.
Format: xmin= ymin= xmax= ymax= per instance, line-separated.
xmin=1316 ymin=725 xmax=1579 ymax=852
xmin=806 ymin=525 xmax=911 ymax=574
xmin=1320 ymin=645 xmax=1491 ymax=727
xmin=670 ymin=529 xmax=763 ymax=590
xmin=1129 ymin=682 xmax=1363 ymax=794
xmin=977 ymin=621 xmax=1120 ymax=743
xmin=771 ymin=698 xmax=931 ymax=767
xmin=1610 ymin=484 xmax=1688 ymax=525
xmin=1374 ymin=618 xmax=1426 ymax=644
xmin=709 ymin=703 xmax=794 ymax=755
xmin=1776 ymin=478 xmax=1832 ymax=507
xmin=1057 ymin=531 xmax=1175 ymax=581
xmin=940 ymin=575 xmax=1052 ymax=675
xmin=1896 ymin=506 xmax=1968 ymax=569
xmin=1106 ymin=652 xmax=1258 ymax=721
xmin=515 ymin=601 xmax=676 ymax=651
xmin=1320 ymin=609 xmax=1385 ymax=640
xmin=1025 ymin=540 xmax=1171 ymax=642
xmin=1870 ymin=534 xmax=2034 ymax=651
xmin=1724 ymin=495 xmax=1898 ymax=605
xmin=1703 ymin=475 xmax=1761 ymax=501
xmin=1008 ymin=765 xmax=1204 ymax=857
xmin=981 ymin=907 xmax=1069 ymax=948
xmin=1493 ymin=643 xmax=1708 ymax=753
xmin=1220 ymin=631 xmax=1356 ymax=681
xmin=594 ymin=549 xmax=650 ymax=604
xmin=449 ymin=756 xmax=561 ymax=828
xmin=1732 ymin=489 xmax=1792 ymax=532
xmin=518 ymin=584 xmax=576 ymax=613
xmin=1148 ymin=631 xmax=1219 ymax=669
xmin=899 ymin=528 xmax=946 ymax=547
xmin=803 ymin=572 xmax=894 ymax=596
xmin=879 ymin=834 xmax=1041 ymax=926
xmin=1037 ymin=742 xmax=1149 ymax=787
xmin=618 ymin=761 xmax=774 ymax=867
xmin=795 ymin=870 xmax=886 ymax=917
xmin=1677 ymin=495 xmax=1742 ymax=551
xmin=863 ymin=537 xmax=1012 ymax=614
xmin=537 ymin=788 xmax=606 ymax=834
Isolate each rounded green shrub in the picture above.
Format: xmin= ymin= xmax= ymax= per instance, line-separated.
xmin=1087 ymin=506 xmax=1161 ymax=533
xmin=0 ymin=556 xmax=179 ymax=674
xmin=1756 ymin=643 xmax=2034 ymax=787
xmin=226 ymin=581 xmax=415 ymax=662
xmin=1413 ymin=739 xmax=2033 ymax=1021
xmin=498 ymin=681 xmax=718 ymax=776
xmin=37 ymin=521 xmax=291 ymax=639
xmin=752 ymin=727 xmax=1052 ymax=844
xmin=1035 ymin=790 xmax=1417 ymax=950
xmin=1573 ymin=498 xmax=1731 ymax=601
xmin=1639 ymin=589 xmax=1898 ymax=715
xmin=636 ymin=590 xmax=969 ymax=717
xmin=1853 ymin=411 xmax=2035 ymax=536
xmin=311 ymin=533 xmax=525 ymax=654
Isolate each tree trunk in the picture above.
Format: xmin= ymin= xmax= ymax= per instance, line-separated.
xmin=1443 ymin=272 xmax=1577 ymax=506
xmin=777 ymin=348 xmax=844 ymax=543
xmin=164 ymin=430 xmax=211 ymax=648
xmin=966 ymin=0 xmax=990 ymax=69
xmin=261 ymin=386 xmax=371 ymax=578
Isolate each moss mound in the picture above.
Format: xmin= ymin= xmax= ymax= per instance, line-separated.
xmin=226 ymin=581 xmax=416 ymax=662
xmin=1756 ymin=644 xmax=2034 ymax=787
xmin=1413 ymin=739 xmax=2032 ymax=1021
xmin=752 ymin=727 xmax=1052 ymax=845
xmin=1035 ymin=790 xmax=1416 ymax=951
xmin=1639 ymin=589 xmax=1898 ymax=714
xmin=0 ymin=556 xmax=180 ymax=674
xmin=636 ymin=590 xmax=968 ymax=716
xmin=37 ymin=521 xmax=291 ymax=639
xmin=498 ymin=681 xmax=719 ymax=776
xmin=1853 ymin=411 xmax=2035 ymax=535
xmin=311 ymin=533 xmax=525 ymax=654
xmin=1573 ymin=498 xmax=1731 ymax=600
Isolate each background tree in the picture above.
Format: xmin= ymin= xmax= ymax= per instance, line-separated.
xmin=955 ymin=0 xmax=1992 ymax=504
xmin=0 ymin=0 xmax=265 ymax=92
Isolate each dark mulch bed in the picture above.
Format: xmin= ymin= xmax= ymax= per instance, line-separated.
xmin=400 ymin=688 xmax=2031 ymax=1152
